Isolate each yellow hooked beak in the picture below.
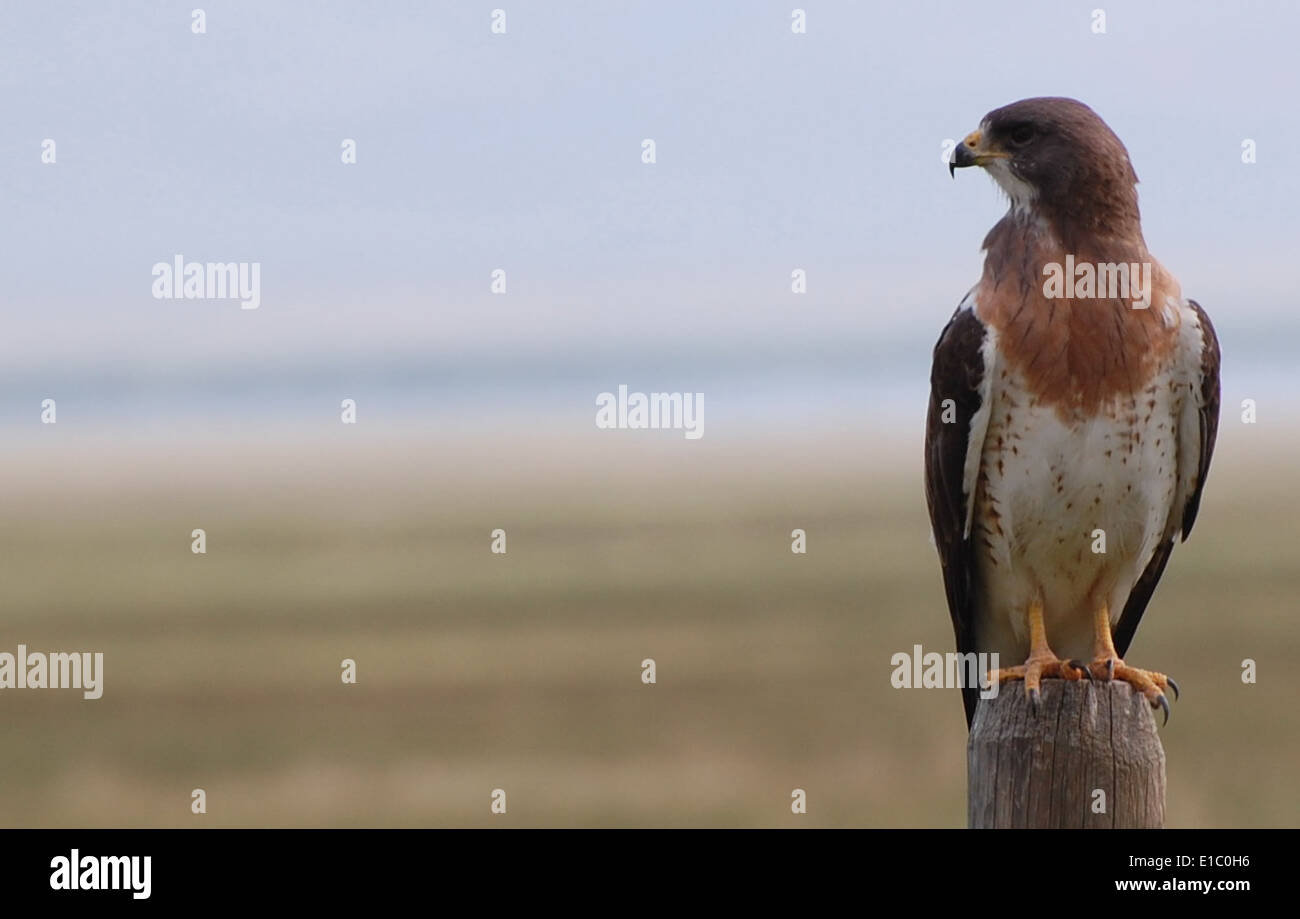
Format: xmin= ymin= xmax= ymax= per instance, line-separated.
xmin=950 ymin=129 xmax=1012 ymax=176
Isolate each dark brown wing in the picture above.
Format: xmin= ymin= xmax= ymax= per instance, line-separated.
xmin=1176 ymin=301 xmax=1221 ymax=540
xmin=1113 ymin=300 xmax=1220 ymax=657
xmin=924 ymin=304 xmax=989 ymax=726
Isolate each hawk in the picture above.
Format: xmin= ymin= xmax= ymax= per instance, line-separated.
xmin=926 ymin=97 xmax=1220 ymax=727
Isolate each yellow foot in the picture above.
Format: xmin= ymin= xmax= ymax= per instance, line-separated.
xmin=990 ymin=654 xmax=1090 ymax=711
xmin=1088 ymin=658 xmax=1179 ymax=724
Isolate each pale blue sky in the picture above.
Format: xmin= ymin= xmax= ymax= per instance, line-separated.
xmin=3 ymin=1 xmax=1297 ymax=400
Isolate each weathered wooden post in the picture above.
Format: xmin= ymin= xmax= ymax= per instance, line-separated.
xmin=967 ymin=680 xmax=1165 ymax=828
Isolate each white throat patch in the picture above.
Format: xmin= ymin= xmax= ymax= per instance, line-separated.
xmin=983 ymin=157 xmax=1037 ymax=214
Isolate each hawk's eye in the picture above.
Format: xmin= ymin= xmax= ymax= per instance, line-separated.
xmin=1008 ymin=124 xmax=1035 ymax=147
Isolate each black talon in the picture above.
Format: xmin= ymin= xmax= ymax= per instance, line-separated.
xmin=1105 ymin=658 xmax=1116 ymax=681
xmin=1028 ymin=687 xmax=1041 ymax=713
xmin=1156 ymin=694 xmax=1170 ymax=726
xmin=1069 ymin=659 xmax=1090 ymax=679
xmin=1166 ymin=676 xmax=1180 ymax=701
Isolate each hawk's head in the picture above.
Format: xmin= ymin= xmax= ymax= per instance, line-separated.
xmin=950 ymin=97 xmax=1141 ymax=240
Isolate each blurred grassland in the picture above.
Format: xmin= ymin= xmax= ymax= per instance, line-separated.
xmin=0 ymin=426 xmax=1295 ymax=827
